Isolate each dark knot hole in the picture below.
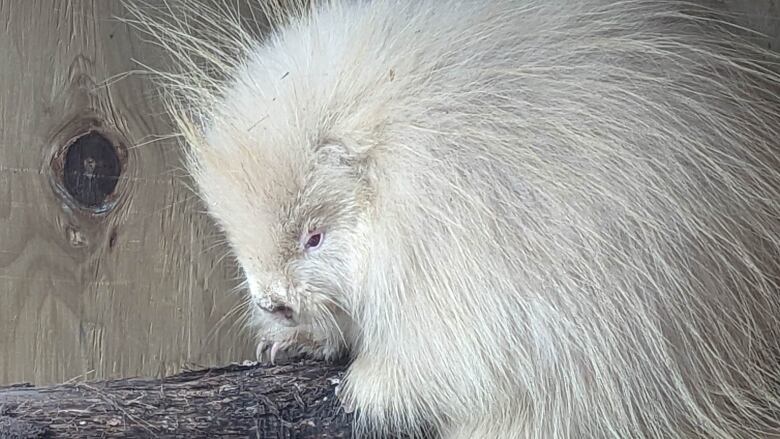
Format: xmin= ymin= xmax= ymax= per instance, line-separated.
xmin=62 ymin=131 xmax=121 ymax=209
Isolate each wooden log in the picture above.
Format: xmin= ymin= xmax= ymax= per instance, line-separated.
xmin=0 ymin=359 xmax=353 ymax=438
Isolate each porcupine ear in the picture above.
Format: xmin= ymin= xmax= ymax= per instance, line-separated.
xmin=314 ymin=140 xmax=379 ymax=190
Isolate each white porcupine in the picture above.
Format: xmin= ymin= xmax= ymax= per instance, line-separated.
xmin=126 ymin=0 xmax=780 ymax=437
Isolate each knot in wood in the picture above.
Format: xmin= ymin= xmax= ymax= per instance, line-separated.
xmin=61 ymin=131 xmax=121 ymax=211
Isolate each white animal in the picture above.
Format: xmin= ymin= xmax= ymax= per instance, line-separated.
xmin=126 ymin=0 xmax=780 ymax=437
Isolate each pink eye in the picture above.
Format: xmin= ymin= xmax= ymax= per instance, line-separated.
xmin=304 ymin=231 xmax=323 ymax=250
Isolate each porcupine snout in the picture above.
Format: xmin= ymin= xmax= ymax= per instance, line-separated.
xmin=251 ymin=277 xmax=297 ymax=326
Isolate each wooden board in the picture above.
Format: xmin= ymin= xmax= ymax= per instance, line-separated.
xmin=0 ymin=0 xmax=255 ymax=386
xmin=719 ymin=0 xmax=780 ymax=51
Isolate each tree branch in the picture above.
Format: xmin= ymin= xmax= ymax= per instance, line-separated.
xmin=0 ymin=359 xmax=352 ymax=438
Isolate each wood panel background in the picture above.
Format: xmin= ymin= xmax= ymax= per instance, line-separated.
xmin=0 ymin=0 xmax=777 ymax=387
xmin=0 ymin=0 xmax=255 ymax=386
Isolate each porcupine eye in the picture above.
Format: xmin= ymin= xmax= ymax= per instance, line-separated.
xmin=304 ymin=230 xmax=323 ymax=250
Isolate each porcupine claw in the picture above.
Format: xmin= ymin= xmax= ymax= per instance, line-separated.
xmin=270 ymin=341 xmax=282 ymax=365
xmin=256 ymin=340 xmax=269 ymax=363
xmin=257 ymin=340 xmax=293 ymax=365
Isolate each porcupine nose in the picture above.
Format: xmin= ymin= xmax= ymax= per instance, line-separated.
xmin=259 ymin=302 xmax=295 ymax=321
xmin=255 ymin=279 xmax=297 ymax=324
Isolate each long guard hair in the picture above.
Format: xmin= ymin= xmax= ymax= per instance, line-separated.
xmin=124 ymin=1 xmax=780 ymax=437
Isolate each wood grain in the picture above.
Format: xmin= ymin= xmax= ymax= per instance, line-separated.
xmin=0 ymin=0 xmax=255 ymax=386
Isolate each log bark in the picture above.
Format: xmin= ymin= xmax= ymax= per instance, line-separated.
xmin=0 ymin=359 xmax=353 ymax=438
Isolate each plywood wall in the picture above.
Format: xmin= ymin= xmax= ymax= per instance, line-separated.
xmin=0 ymin=0 xmax=255 ymax=386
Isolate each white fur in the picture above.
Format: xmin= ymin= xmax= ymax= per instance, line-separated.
xmin=125 ymin=0 xmax=780 ymax=437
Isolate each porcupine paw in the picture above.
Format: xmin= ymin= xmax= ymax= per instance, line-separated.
xmin=255 ymin=339 xmax=295 ymax=365
xmin=333 ymin=379 xmax=356 ymax=414
xmin=335 ymin=357 xmax=403 ymax=421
